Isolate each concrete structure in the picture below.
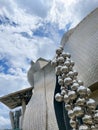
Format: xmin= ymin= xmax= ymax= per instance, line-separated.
xmin=0 ymin=8 xmax=98 ymax=130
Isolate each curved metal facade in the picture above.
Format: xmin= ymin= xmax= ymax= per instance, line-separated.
xmin=61 ymin=8 xmax=98 ymax=89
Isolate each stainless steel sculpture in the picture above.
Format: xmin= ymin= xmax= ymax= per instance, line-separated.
xmin=52 ymin=46 xmax=98 ymax=129
xmin=23 ymin=58 xmax=59 ymax=130
xmin=52 ymin=8 xmax=98 ymax=130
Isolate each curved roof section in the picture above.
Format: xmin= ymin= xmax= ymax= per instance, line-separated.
xmin=0 ymin=87 xmax=33 ymax=109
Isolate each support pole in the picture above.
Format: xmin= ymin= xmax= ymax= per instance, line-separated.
xmin=9 ymin=111 xmax=14 ymax=129
xmin=21 ymin=99 xmax=26 ymax=129
xmin=22 ymin=98 xmax=26 ymax=116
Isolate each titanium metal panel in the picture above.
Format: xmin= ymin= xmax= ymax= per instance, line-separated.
xmin=61 ymin=8 xmax=98 ymax=89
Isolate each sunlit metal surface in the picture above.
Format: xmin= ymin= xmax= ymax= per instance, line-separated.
xmin=61 ymin=8 xmax=98 ymax=88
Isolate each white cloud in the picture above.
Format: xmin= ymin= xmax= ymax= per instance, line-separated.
xmin=0 ymin=0 xmax=98 ymax=30
xmin=0 ymin=104 xmax=10 ymax=128
xmin=72 ymin=0 xmax=98 ymax=18
xmin=47 ymin=0 xmax=98 ymax=29
xmin=0 ymin=0 xmax=14 ymax=15
xmin=0 ymin=25 xmax=57 ymax=65
xmin=0 ymin=73 xmax=29 ymax=96
xmin=0 ymin=104 xmax=9 ymax=116
xmin=0 ymin=116 xmax=10 ymax=128
xmin=16 ymin=0 xmax=52 ymax=18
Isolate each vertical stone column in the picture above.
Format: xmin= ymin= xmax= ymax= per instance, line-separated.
xmin=22 ymin=99 xmax=26 ymax=116
xmin=21 ymin=99 xmax=26 ymax=129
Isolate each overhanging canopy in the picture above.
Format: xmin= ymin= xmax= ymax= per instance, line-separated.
xmin=0 ymin=87 xmax=33 ymax=109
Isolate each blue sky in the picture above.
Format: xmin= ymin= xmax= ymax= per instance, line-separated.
xmin=0 ymin=0 xmax=98 ymax=129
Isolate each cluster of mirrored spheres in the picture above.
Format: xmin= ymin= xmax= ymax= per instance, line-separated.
xmin=51 ymin=46 xmax=98 ymax=130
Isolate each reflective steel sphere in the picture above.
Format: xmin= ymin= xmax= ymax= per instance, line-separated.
xmin=65 ymin=104 xmax=71 ymax=111
xmin=61 ymin=89 xmax=66 ymax=96
xmin=66 ymin=52 xmax=71 ymax=58
xmin=64 ymin=77 xmax=72 ymax=85
xmin=73 ymin=80 xmax=78 ymax=83
xmin=64 ymin=94 xmax=70 ymax=103
xmin=62 ymin=52 xmax=71 ymax=59
xmin=86 ymin=98 xmax=96 ymax=110
xmin=76 ymin=98 xmax=85 ymax=106
xmin=71 ymin=82 xmax=79 ymax=90
xmin=66 ymin=57 xmax=71 ymax=62
xmin=73 ymin=70 xmax=78 ymax=76
xmin=64 ymin=60 xmax=71 ymax=67
xmin=77 ymin=80 xmax=84 ymax=85
xmin=82 ymin=115 xmax=93 ymax=124
xmin=79 ymin=125 xmax=89 ymax=130
xmin=70 ymin=119 xmax=77 ymax=128
xmin=69 ymin=65 xmax=73 ymax=71
xmin=73 ymin=106 xmax=84 ymax=117
xmin=58 ymin=78 xmax=64 ymax=86
xmin=58 ymin=75 xmax=62 ymax=79
xmin=55 ymin=65 xmax=62 ymax=75
xmin=70 ymin=60 xmax=75 ymax=66
xmin=86 ymin=88 xmax=91 ymax=96
xmin=68 ymin=110 xmax=75 ymax=119
xmin=91 ymin=125 xmax=96 ymax=130
xmin=55 ymin=93 xmax=63 ymax=102
xmin=77 ymin=86 xmax=87 ymax=95
xmin=68 ymin=71 xmax=74 ymax=79
xmin=61 ymin=65 xmax=68 ymax=73
xmin=62 ymin=52 xmax=68 ymax=58
xmin=51 ymin=59 xmax=57 ymax=67
xmin=60 ymin=86 xmax=65 ymax=90
xmin=56 ymin=48 xmax=63 ymax=55
xmin=57 ymin=56 xmax=64 ymax=64
xmin=62 ymin=73 xmax=67 ymax=79
xmin=68 ymin=91 xmax=77 ymax=100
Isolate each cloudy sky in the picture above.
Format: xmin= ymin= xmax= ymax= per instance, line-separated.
xmin=0 ymin=0 xmax=98 ymax=128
